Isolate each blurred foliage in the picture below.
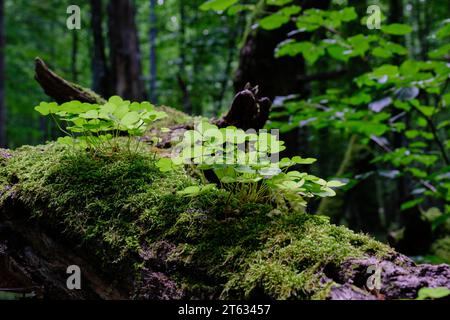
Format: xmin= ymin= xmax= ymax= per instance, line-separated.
xmin=201 ymin=0 xmax=450 ymax=256
xmin=4 ymin=0 xmax=243 ymax=147
xmin=5 ymin=0 xmax=91 ymax=147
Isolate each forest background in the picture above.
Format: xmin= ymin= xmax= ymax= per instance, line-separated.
xmin=0 ymin=0 xmax=449 ymax=263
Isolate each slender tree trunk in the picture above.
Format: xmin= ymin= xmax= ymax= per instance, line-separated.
xmin=414 ymin=0 xmax=428 ymax=60
xmin=90 ymin=0 xmax=110 ymax=97
xmin=0 ymin=0 xmax=5 ymax=147
xmin=389 ymin=0 xmax=404 ymax=64
xmin=233 ymin=0 xmax=330 ymax=160
xmin=191 ymin=8 xmax=202 ymax=115
xmin=234 ymin=1 xmax=304 ymax=99
xmin=149 ymin=0 xmax=157 ymax=104
xmin=214 ymin=14 xmax=245 ymax=116
xmin=107 ymin=0 xmax=145 ymax=101
xmin=71 ymin=31 xmax=78 ymax=82
xmin=178 ymin=1 xmax=192 ymax=114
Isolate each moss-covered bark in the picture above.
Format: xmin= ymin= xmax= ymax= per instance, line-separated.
xmin=0 ymin=108 xmax=449 ymax=300
xmin=0 ymin=142 xmax=393 ymax=299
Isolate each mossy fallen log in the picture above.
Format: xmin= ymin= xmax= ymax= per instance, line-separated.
xmin=0 ymin=60 xmax=448 ymax=300
xmin=1 ymin=133 xmax=450 ymax=300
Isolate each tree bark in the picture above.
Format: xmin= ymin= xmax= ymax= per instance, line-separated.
xmin=2 ymin=194 xmax=450 ymax=300
xmin=233 ymin=0 xmax=330 ymax=99
xmin=34 ymin=58 xmax=105 ymax=104
xmin=107 ymin=0 xmax=145 ymax=101
xmin=33 ymin=57 xmax=270 ymax=135
xmin=234 ymin=12 xmax=305 ymax=99
xmin=213 ymin=84 xmax=271 ymax=131
xmin=233 ymin=0 xmax=331 ymax=159
xmin=90 ymin=0 xmax=111 ymax=97
xmin=214 ymin=13 xmax=245 ymax=116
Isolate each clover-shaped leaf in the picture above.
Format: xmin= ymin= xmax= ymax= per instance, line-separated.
xmin=35 ymin=102 xmax=59 ymax=116
xmin=156 ymin=158 xmax=175 ymax=172
xmin=109 ymin=95 xmax=124 ymax=106
xmin=79 ymin=110 xmax=99 ymax=119
xmin=121 ymin=111 xmax=141 ymax=127
xmin=292 ymin=156 xmax=317 ymax=165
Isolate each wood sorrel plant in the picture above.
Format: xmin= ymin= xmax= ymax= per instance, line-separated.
xmin=157 ymin=121 xmax=345 ymax=208
xmin=35 ymin=96 xmax=167 ymax=154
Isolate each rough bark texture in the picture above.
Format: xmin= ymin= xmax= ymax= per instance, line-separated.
xmin=33 ymin=59 xmax=271 ymax=138
xmin=234 ymin=0 xmax=331 ymax=159
xmin=234 ymin=0 xmax=331 ymax=99
xmin=330 ymin=255 xmax=450 ymax=300
xmin=234 ymin=20 xmax=305 ymax=100
xmin=154 ymin=84 xmax=273 ymax=149
xmin=107 ymin=0 xmax=145 ymax=101
xmin=213 ymin=84 xmax=271 ymax=131
xmin=0 ymin=198 xmax=128 ymax=299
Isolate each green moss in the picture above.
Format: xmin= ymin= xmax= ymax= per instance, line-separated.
xmin=2 ymin=143 xmax=201 ymax=262
xmin=0 ymin=149 xmax=12 ymax=193
xmin=221 ymin=215 xmax=390 ymax=299
xmin=71 ymin=83 xmax=107 ymax=104
xmin=153 ymin=106 xmax=191 ymax=128
xmin=0 ymin=142 xmax=394 ymax=299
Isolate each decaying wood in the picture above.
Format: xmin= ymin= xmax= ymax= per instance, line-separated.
xmin=213 ymin=83 xmax=271 ymax=131
xmin=34 ymin=57 xmax=106 ymax=104
xmin=153 ymin=84 xmax=272 ymax=149
xmin=329 ymin=255 xmax=450 ymax=300
xmin=0 ymin=196 xmax=127 ymax=299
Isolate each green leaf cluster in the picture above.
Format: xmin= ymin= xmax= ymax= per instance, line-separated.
xmin=157 ymin=122 xmax=344 ymax=208
xmin=35 ymin=96 xmax=167 ymax=152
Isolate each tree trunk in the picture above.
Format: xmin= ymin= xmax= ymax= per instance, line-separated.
xmin=149 ymin=0 xmax=157 ymax=104
xmin=71 ymin=31 xmax=78 ymax=82
xmin=214 ymin=13 xmax=245 ymax=116
xmin=90 ymin=0 xmax=111 ymax=97
xmin=107 ymin=0 xmax=145 ymax=101
xmin=234 ymin=5 xmax=303 ymax=99
xmin=178 ymin=1 xmax=192 ymax=114
xmin=233 ymin=0 xmax=330 ymax=158
xmin=0 ymin=0 xmax=5 ymax=148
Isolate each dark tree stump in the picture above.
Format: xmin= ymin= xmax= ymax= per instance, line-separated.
xmin=213 ymin=84 xmax=271 ymax=131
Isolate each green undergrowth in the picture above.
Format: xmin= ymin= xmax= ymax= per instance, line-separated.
xmin=0 ymin=141 xmax=393 ymax=299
